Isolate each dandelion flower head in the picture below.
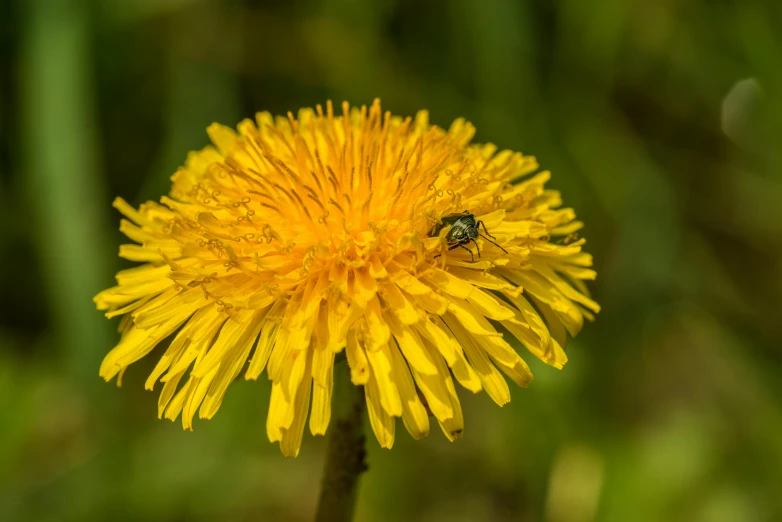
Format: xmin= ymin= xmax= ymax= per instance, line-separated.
xmin=95 ymin=100 xmax=599 ymax=456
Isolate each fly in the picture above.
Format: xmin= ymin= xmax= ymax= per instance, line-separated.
xmin=429 ymin=210 xmax=508 ymax=261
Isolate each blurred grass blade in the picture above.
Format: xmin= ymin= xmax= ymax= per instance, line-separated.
xmin=19 ymin=0 xmax=114 ymax=382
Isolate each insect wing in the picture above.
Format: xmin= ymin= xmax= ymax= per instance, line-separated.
xmin=439 ymin=213 xmax=466 ymax=226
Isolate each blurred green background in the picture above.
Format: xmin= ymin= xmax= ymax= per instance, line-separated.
xmin=2 ymin=0 xmax=782 ymax=521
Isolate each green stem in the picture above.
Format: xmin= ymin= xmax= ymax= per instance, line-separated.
xmin=314 ymin=364 xmax=368 ymax=522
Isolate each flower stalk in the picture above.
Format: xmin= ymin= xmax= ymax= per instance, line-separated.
xmin=314 ymin=362 xmax=368 ymax=522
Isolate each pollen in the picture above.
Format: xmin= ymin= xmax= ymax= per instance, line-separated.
xmin=94 ymin=99 xmax=599 ymax=456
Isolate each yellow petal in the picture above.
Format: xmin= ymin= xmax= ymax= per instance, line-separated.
xmin=163 ymin=379 xmax=187 ymax=421
xmin=533 ymin=298 xmax=568 ymax=349
xmin=100 ymin=318 xmax=186 ymax=381
xmin=164 ymin=310 xmax=228 ymax=378
xmin=380 ymin=281 xmax=421 ymax=325
xmin=133 ymin=287 xmax=207 ymax=329
xmin=409 ymin=345 xmax=454 ymax=422
xmin=112 ymin=197 xmax=149 ymax=226
xmin=94 ymin=282 xmax=167 ymax=310
xmin=329 ymin=262 xmax=349 ymax=293
xmin=366 ymin=345 xmax=403 ymax=417
xmin=182 ymin=367 xmax=218 ymax=430
xmin=411 ymin=291 xmax=449 ymax=315
xmin=368 ymin=254 xmax=388 ymax=279
xmin=128 ymin=288 xmax=178 ymax=319
xmin=145 ymin=310 xmax=205 ymax=390
xmin=503 ymin=292 xmax=550 ymax=347
xmin=280 ymin=354 xmax=313 ymax=457
xmin=326 ymin=294 xmax=363 ymax=352
xmin=366 ymin=371 xmax=395 ymax=449
xmin=473 ymin=330 xmax=523 ymax=368
xmin=206 ymin=122 xmax=240 ymax=155
xmin=102 ymin=295 xmax=154 ymax=319
xmin=492 ymin=220 xmax=547 ymax=238
xmin=119 ymin=244 xmax=171 ymax=262
xmin=266 ymin=296 xmax=302 ymax=380
xmin=388 ymin=341 xmax=429 ymax=440
xmin=476 ymin=209 xmax=505 ymax=229
xmin=114 ymin=263 xmax=173 ymax=286
xmin=444 ymin=316 xmax=509 ymax=406
xmin=119 ymin=219 xmax=160 ymax=244
xmin=266 ymin=351 xmax=307 ymax=442
xmin=352 ymin=266 xmax=378 ymax=307
xmin=200 ymin=317 xmax=264 ymax=419
xmin=266 ymin=380 xmax=289 ymax=442
xmin=364 ymin=297 xmax=390 ymax=350
xmin=550 ymin=220 xmax=584 ymax=236
xmin=466 ymin=288 xmax=516 ymax=321
xmin=309 ymin=380 xmax=332 ymax=436
xmin=310 ymin=320 xmax=333 ymax=437
xmin=493 ymin=356 xmax=533 ymax=388
xmin=444 ymin=296 xmax=500 ymax=337
xmin=312 ymin=337 xmax=335 ymax=388
xmin=530 ymin=260 xmax=600 ymax=313
xmin=384 ymin=311 xmax=437 ymax=375
xmin=444 ymin=266 xmax=517 ymax=293
xmin=158 ymin=367 xmax=186 ymax=418
xmin=346 ymin=328 xmax=370 ymax=385
xmin=501 ymin=316 xmax=567 ymax=370
xmin=192 ymin=308 xmax=261 ymax=378
xmin=301 ymin=270 xmax=330 ymax=324
xmin=424 ymin=268 xmax=474 ymax=299
xmin=415 ymin=318 xmax=460 ymax=365
xmin=429 ymin=343 xmax=464 ymax=442
xmin=245 ymin=318 xmax=281 ymax=380
xmin=390 ymin=266 xmax=433 ymax=295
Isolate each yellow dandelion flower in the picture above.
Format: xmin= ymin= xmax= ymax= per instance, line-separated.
xmin=95 ymin=99 xmax=599 ymax=456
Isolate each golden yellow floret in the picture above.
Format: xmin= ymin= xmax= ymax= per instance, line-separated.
xmin=95 ymin=99 xmax=599 ymax=456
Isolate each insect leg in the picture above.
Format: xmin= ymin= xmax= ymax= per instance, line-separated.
xmin=449 ymin=242 xmax=475 ymax=262
xmin=477 ymin=220 xmax=497 ymax=239
xmin=479 ymin=233 xmax=509 ymax=254
xmin=470 ymin=238 xmax=481 ymax=258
